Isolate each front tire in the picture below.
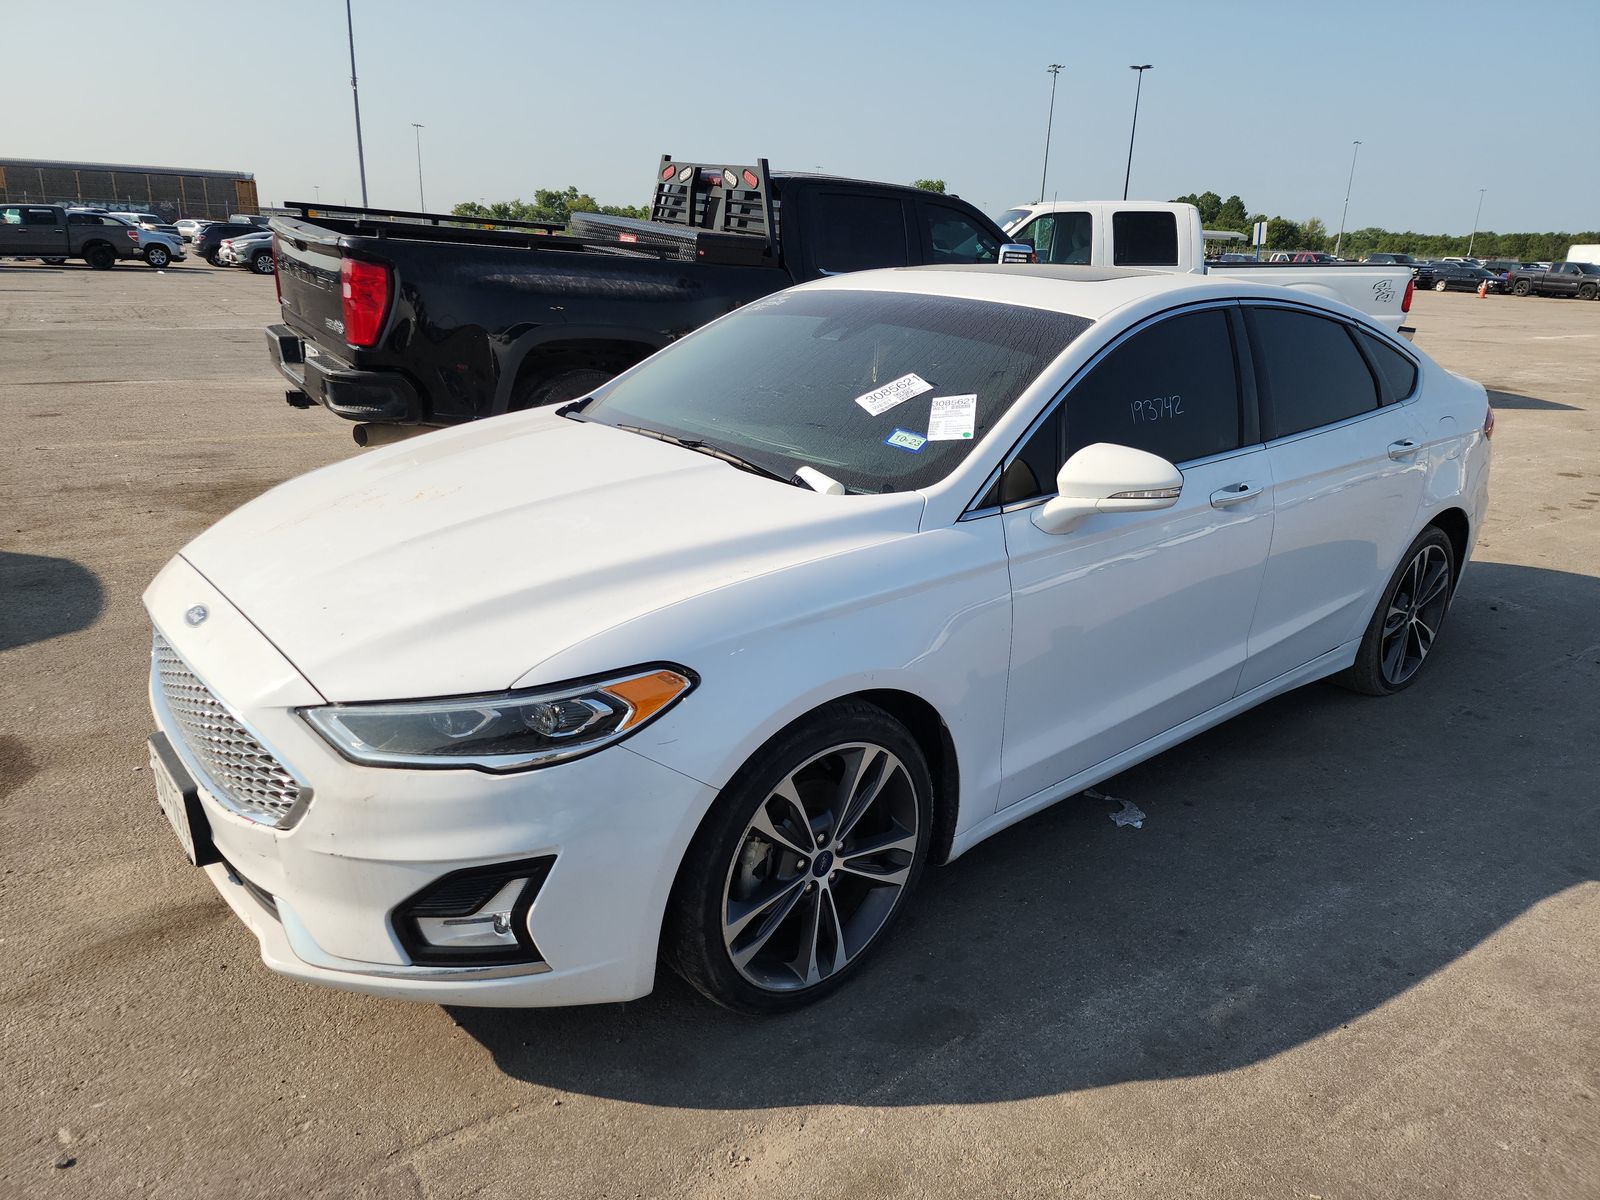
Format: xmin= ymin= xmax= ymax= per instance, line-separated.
xmin=664 ymin=700 xmax=934 ymax=1013
xmin=1342 ymin=526 xmax=1456 ymax=696
xmin=250 ymin=250 xmax=276 ymax=275
xmin=41 ymin=257 xmax=66 ymax=266
xmin=144 ymin=245 xmax=170 ymax=268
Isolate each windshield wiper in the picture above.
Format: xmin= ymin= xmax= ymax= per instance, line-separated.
xmin=615 ymin=424 xmax=804 ymax=487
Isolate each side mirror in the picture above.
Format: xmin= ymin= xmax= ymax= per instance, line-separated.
xmin=1032 ymin=442 xmax=1183 ymax=535
xmin=998 ymin=243 xmax=1038 ymax=264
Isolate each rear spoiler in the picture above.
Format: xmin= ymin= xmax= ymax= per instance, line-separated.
xmin=650 ymin=156 xmax=777 ymax=257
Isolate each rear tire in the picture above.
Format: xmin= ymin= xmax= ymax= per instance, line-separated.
xmin=41 ymin=257 xmax=66 ymax=266
xmin=1433 ymin=278 xmax=1448 ymax=292
xmin=664 ymin=700 xmax=934 ymax=1014
xmin=508 ymin=365 xmax=614 ymax=411
xmin=1340 ymin=526 xmax=1456 ymax=696
xmin=84 ymin=243 xmax=116 ymax=271
xmin=1513 ymin=279 xmax=1532 ymax=296
xmin=206 ymin=250 xmax=222 ymax=267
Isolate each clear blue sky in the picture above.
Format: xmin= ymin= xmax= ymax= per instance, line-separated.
xmin=8 ymin=0 xmax=1598 ymax=232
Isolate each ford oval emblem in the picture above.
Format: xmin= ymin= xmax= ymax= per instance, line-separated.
xmin=184 ymin=605 xmax=209 ymax=627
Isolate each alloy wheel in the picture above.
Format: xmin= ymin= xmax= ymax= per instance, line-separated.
xmin=1379 ymin=544 xmax=1451 ymax=686
xmin=721 ymin=742 xmax=920 ymax=993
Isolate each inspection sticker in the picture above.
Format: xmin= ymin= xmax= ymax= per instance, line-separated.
xmin=884 ymin=428 xmax=927 ymax=453
xmin=927 ymin=394 xmax=977 ymax=440
xmin=855 ymin=372 xmax=932 ymax=416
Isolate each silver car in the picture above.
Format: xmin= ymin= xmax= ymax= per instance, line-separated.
xmin=219 ymin=231 xmax=275 ymax=274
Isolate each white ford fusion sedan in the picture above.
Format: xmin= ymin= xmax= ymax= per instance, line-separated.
xmin=144 ymin=265 xmax=1491 ymax=1013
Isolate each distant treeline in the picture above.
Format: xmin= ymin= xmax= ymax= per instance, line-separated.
xmin=452 ymin=187 xmax=648 ymax=226
xmin=1173 ymin=190 xmax=1597 ymax=261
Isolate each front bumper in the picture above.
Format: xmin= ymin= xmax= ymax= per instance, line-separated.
xmin=267 ymin=323 xmax=420 ymax=423
xmin=143 ymin=556 xmax=717 ymax=1007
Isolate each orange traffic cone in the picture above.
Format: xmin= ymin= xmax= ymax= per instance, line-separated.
xmin=1477 ymin=280 xmax=1488 ymax=298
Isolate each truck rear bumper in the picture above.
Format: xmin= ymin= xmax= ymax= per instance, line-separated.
xmin=266 ymin=324 xmax=419 ymax=423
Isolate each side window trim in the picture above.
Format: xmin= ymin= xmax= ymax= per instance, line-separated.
xmin=963 ymin=299 xmax=1258 ymax=519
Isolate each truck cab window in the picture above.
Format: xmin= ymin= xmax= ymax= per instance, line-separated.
xmin=809 ymin=194 xmax=909 ymax=274
xmin=921 ymin=206 xmax=1000 ymax=265
xmin=1112 ymin=211 xmax=1179 ymax=266
xmin=22 ymin=208 xmax=58 ymax=226
xmin=1023 ymin=212 xmax=1091 ymax=264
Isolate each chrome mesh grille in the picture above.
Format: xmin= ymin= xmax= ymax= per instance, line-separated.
xmin=152 ymin=633 xmax=304 ymax=826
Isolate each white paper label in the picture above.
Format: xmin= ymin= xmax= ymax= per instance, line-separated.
xmin=927 ymin=394 xmax=977 ymax=440
xmin=854 ymin=373 xmax=932 ymax=416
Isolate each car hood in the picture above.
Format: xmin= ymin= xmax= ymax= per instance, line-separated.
xmin=179 ymin=412 xmax=924 ymax=702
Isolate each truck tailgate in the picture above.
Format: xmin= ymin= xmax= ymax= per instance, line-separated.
xmin=271 ymin=217 xmax=349 ymax=350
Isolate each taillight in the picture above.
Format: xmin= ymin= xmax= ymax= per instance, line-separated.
xmin=126 ymin=228 xmax=139 ymax=242
xmin=272 ymin=235 xmax=282 ymax=303
xmin=1483 ymin=404 xmax=1495 ymax=440
xmin=1402 ymin=277 xmax=1414 ymax=312
xmin=340 ymin=257 xmax=390 ymax=348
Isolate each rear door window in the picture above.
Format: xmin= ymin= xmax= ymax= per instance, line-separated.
xmin=1250 ymin=307 xmax=1381 ymax=437
xmin=1112 ymin=211 xmax=1179 ymax=266
xmin=808 ymin=194 xmax=909 ymax=274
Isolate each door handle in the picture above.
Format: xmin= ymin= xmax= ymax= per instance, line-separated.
xmin=1387 ymin=439 xmax=1419 ymax=460
xmin=1209 ymin=482 xmax=1262 ymax=508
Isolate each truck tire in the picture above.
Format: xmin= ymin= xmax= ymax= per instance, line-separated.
xmin=84 ymin=243 xmax=116 ymax=271
xmin=1513 ymin=279 xmax=1532 ymax=296
xmin=1580 ymin=283 xmax=1598 ymax=301
xmin=144 ymin=244 xmax=171 ymax=268
xmin=1433 ymin=278 xmax=1448 ymax=292
xmin=509 ymin=365 xmax=615 ymax=411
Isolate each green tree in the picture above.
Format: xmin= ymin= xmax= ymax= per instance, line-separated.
xmin=1217 ymin=195 xmax=1249 ymax=230
xmin=1265 ymin=217 xmax=1303 ymax=250
xmin=912 ymin=179 xmax=946 ymax=193
xmin=1301 ymin=217 xmax=1329 ymax=250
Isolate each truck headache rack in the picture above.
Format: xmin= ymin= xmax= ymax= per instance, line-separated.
xmin=283 ymin=200 xmax=566 ymax=235
xmin=568 ymin=156 xmax=778 ymax=268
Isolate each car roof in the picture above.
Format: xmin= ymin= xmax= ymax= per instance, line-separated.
xmin=800 ymin=263 xmax=1377 ymax=326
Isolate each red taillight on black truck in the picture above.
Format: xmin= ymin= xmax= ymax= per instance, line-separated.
xmin=340 ymin=257 xmax=391 ymax=348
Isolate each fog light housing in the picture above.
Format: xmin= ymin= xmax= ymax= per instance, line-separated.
xmin=393 ymin=856 xmax=555 ymax=967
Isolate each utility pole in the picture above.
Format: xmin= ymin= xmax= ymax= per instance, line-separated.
xmin=345 ymin=0 xmax=369 ymax=207
xmin=1123 ymin=65 xmax=1153 ymax=201
xmin=411 ymin=123 xmax=426 ymax=211
xmin=1038 ymin=64 xmax=1065 ymax=204
xmin=1468 ymin=188 xmax=1486 ymax=257
xmin=1334 ymin=139 xmax=1361 ymax=257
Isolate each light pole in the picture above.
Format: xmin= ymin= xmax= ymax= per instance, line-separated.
xmin=411 ymin=123 xmax=426 ymax=211
xmin=1122 ymin=64 xmax=1153 ymax=201
xmin=1468 ymin=188 xmax=1486 ymax=257
xmin=344 ymin=0 xmax=369 ymax=207
xmin=313 ymin=185 xmax=321 ymax=204
xmin=1038 ymin=64 xmax=1065 ymax=204
xmin=1334 ymin=139 xmax=1362 ymax=257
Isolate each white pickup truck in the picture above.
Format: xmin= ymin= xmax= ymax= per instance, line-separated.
xmin=998 ymin=201 xmax=1416 ymax=339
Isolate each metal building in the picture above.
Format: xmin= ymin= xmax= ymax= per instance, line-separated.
xmin=0 ymin=158 xmax=258 ymax=221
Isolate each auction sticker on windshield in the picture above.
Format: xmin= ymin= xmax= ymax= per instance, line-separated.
xmin=855 ymin=373 xmax=932 ymax=416
xmin=927 ymin=394 xmax=977 ymax=440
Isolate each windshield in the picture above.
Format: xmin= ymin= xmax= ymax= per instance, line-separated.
xmin=995 ymin=208 xmax=1032 ymax=232
xmin=583 ymin=289 xmax=1091 ymax=493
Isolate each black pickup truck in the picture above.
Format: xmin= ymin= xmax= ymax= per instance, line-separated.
xmin=266 ymin=157 xmax=1015 ymax=435
xmin=1505 ymin=261 xmax=1600 ymax=299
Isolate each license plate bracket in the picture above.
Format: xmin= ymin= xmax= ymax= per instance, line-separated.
xmin=148 ymin=733 xmax=220 ymax=867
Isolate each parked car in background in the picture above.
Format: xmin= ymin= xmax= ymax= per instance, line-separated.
xmin=108 ymin=215 xmax=187 ymax=268
xmin=269 ymin=155 xmax=1021 ymax=434
xmin=111 ymin=211 xmax=183 ymax=240
xmin=1414 ymin=261 xmax=1501 ymax=293
xmin=175 ymin=219 xmax=211 ymax=243
xmin=1440 ymin=257 xmax=1482 ymax=266
xmin=1506 ymin=261 xmax=1600 ymax=298
xmin=0 ymin=203 xmax=143 ymax=269
xmin=194 ymin=220 xmax=272 ymax=265
xmin=220 ymin=230 xmax=275 ymax=274
xmin=144 ymin=264 xmax=1492 ymax=1012
xmin=1364 ymin=253 xmax=1423 ymax=268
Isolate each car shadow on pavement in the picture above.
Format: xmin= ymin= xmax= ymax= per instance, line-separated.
xmin=450 ymin=560 xmax=1598 ymax=1107
xmin=1487 ymin=389 xmax=1580 ymax=411
xmin=0 ymin=551 xmax=104 ymax=652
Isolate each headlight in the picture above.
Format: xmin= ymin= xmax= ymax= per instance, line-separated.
xmin=301 ymin=666 xmax=695 ymax=771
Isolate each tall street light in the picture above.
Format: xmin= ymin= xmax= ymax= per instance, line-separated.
xmin=1122 ymin=64 xmax=1153 ymax=201
xmin=1468 ymin=188 xmax=1487 ymax=257
xmin=1334 ymin=139 xmax=1362 ymax=257
xmin=1038 ymin=64 xmax=1065 ymax=204
xmin=411 ymin=123 xmax=426 ymax=211
xmin=345 ymin=0 xmax=369 ymax=207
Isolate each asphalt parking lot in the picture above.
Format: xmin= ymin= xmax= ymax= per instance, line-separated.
xmin=1 ymin=260 xmax=1596 ymax=1199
